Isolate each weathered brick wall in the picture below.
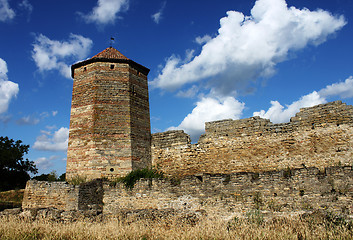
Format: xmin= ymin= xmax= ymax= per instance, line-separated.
xmin=22 ymin=180 xmax=79 ymax=211
xmin=77 ymin=179 xmax=104 ymax=212
xmin=22 ymin=180 xmax=104 ymax=212
xmin=152 ymin=101 xmax=353 ymax=177
xmin=67 ymin=49 xmax=151 ymax=181
xmin=103 ymin=166 xmax=353 ymax=219
xmin=152 ymin=130 xmax=191 ymax=149
xmin=67 ymin=62 xmax=132 ymax=180
xmin=22 ymin=166 xmax=353 ymax=219
xmin=129 ymin=67 xmax=152 ymax=171
xmin=203 ymin=101 xmax=353 ymax=138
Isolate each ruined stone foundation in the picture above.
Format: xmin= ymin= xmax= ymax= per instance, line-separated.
xmin=22 ymin=166 xmax=353 ymax=220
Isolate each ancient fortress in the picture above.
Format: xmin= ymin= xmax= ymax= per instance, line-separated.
xmin=21 ymin=47 xmax=353 ymax=220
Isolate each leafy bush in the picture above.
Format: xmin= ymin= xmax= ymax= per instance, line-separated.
xmin=112 ymin=167 xmax=164 ymax=189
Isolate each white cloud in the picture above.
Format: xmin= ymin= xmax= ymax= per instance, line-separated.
xmin=35 ymin=155 xmax=59 ymax=170
xmin=0 ymin=0 xmax=15 ymax=22
xmin=151 ymin=0 xmax=346 ymax=97
xmin=33 ymin=127 xmax=69 ymax=152
xmin=16 ymin=115 xmax=40 ymax=125
xmin=253 ymin=76 xmax=353 ymax=123
xmin=319 ymin=76 xmax=353 ymax=99
xmin=16 ymin=110 xmax=59 ymax=125
xmin=35 ymin=157 xmax=52 ymax=170
xmin=0 ymin=114 xmax=11 ymax=123
xmin=161 ymin=0 xmax=346 ymax=142
xmin=151 ymin=12 xmax=161 ymax=24
xmin=40 ymin=130 xmax=51 ymax=135
xmin=0 ymin=58 xmax=19 ymax=114
xmin=80 ymin=0 xmax=129 ymax=25
xmin=32 ymin=34 xmax=93 ymax=78
xmin=0 ymin=58 xmax=8 ymax=80
xmin=40 ymin=112 xmax=49 ymax=118
xmin=176 ymin=85 xmax=199 ymax=98
xmin=18 ymin=0 xmax=33 ymax=21
xmin=151 ymin=1 xmax=166 ymax=24
xmin=184 ymin=49 xmax=195 ymax=63
xmin=195 ymin=35 xmax=212 ymax=45
xmin=169 ymin=96 xmax=245 ymax=141
xmin=174 ymin=76 xmax=353 ymax=138
xmin=45 ymin=125 xmax=57 ymax=130
xmin=253 ymin=91 xmax=326 ymax=123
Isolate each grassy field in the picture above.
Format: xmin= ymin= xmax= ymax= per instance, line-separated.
xmin=0 ymin=214 xmax=352 ymax=240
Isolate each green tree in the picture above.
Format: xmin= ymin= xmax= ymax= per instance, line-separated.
xmin=32 ymin=171 xmax=57 ymax=182
xmin=32 ymin=171 xmax=66 ymax=182
xmin=0 ymin=136 xmax=37 ymax=191
xmin=58 ymin=173 xmax=66 ymax=181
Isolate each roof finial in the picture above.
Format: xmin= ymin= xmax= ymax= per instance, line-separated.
xmin=110 ymin=37 xmax=115 ymax=48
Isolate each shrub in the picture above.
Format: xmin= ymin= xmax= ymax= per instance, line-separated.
xmin=246 ymin=209 xmax=264 ymax=225
xmin=253 ymin=192 xmax=263 ymax=210
xmin=68 ymin=175 xmax=87 ymax=185
xmin=112 ymin=167 xmax=164 ymax=189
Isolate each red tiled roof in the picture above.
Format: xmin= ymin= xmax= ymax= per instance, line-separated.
xmin=71 ymin=46 xmax=150 ymax=78
xmin=91 ymin=47 xmax=129 ymax=60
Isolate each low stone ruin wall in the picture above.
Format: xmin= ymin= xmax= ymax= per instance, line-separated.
xmin=103 ymin=166 xmax=353 ymax=220
xmin=22 ymin=179 xmax=104 ymax=212
xmin=22 ymin=181 xmax=79 ymax=211
xmin=20 ymin=166 xmax=353 ymax=221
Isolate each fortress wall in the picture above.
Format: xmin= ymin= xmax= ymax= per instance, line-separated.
xmin=103 ymin=166 xmax=353 ymax=219
xmin=293 ymin=101 xmax=353 ymax=128
xmin=204 ymin=117 xmax=273 ymax=138
xmin=77 ymin=179 xmax=104 ymax=212
xmin=151 ymin=101 xmax=353 ymax=177
xmin=22 ymin=180 xmax=104 ymax=212
xmin=22 ymin=180 xmax=79 ymax=211
xmin=21 ymin=101 xmax=353 ymax=219
xmin=152 ymin=130 xmax=191 ymax=149
xmin=21 ymin=167 xmax=353 ymax=219
xmin=204 ymin=101 xmax=353 ymax=138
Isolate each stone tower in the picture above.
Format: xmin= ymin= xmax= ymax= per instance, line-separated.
xmin=66 ymin=47 xmax=151 ymax=181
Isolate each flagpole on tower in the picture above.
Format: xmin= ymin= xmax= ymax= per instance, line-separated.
xmin=110 ymin=37 xmax=115 ymax=48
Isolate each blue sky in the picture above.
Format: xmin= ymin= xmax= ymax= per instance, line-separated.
xmin=0 ymin=0 xmax=352 ymax=176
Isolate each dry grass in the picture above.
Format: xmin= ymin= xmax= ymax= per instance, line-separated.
xmin=0 ymin=189 xmax=24 ymax=203
xmin=0 ymin=214 xmax=352 ymax=240
xmin=0 ymin=189 xmax=24 ymax=211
